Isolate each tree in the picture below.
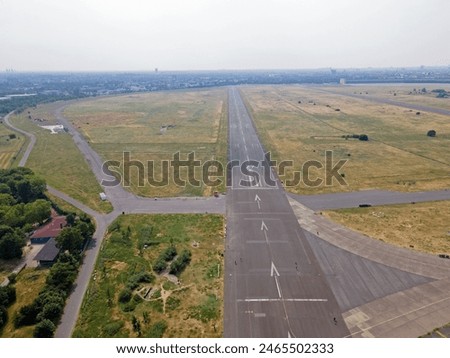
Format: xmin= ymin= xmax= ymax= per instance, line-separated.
xmin=427 ymin=130 xmax=436 ymax=137
xmin=66 ymin=213 xmax=76 ymax=226
xmin=359 ymin=134 xmax=369 ymax=141
xmin=0 ymin=193 xmax=16 ymax=206
xmin=0 ymin=183 xmax=11 ymax=195
xmin=46 ymin=261 xmax=78 ymax=292
xmin=24 ymin=199 xmax=51 ymax=224
xmin=169 ymin=249 xmax=192 ymax=276
xmin=55 ymin=227 xmax=83 ymax=254
xmin=0 ymin=231 xmax=24 ymax=259
xmin=36 ymin=302 xmax=63 ymax=323
xmin=33 ymin=319 xmax=56 ymax=338
xmin=4 ymin=204 xmax=26 ymax=227
xmin=0 ymin=306 xmax=7 ymax=328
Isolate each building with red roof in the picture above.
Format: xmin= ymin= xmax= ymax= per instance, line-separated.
xmin=30 ymin=216 xmax=67 ymax=244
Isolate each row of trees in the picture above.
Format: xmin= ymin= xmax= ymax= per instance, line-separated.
xmin=0 ymin=285 xmax=16 ymax=329
xmin=152 ymin=246 xmax=192 ymax=276
xmin=13 ymin=214 xmax=95 ymax=337
xmin=0 ymin=168 xmax=50 ymax=260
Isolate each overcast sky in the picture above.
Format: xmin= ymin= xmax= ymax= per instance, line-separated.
xmin=0 ymin=0 xmax=449 ymax=71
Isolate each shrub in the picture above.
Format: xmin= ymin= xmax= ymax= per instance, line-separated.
xmin=153 ymin=259 xmax=167 ymax=274
xmin=33 ymin=319 xmax=56 ymax=338
xmin=14 ymin=302 xmax=39 ymax=327
xmin=146 ymin=320 xmax=167 ymax=338
xmin=0 ymin=306 xmax=7 ymax=328
xmin=161 ymin=246 xmax=177 ymax=261
xmin=118 ymin=288 xmax=132 ymax=303
xmin=36 ymin=302 xmax=64 ymax=323
xmin=359 ymin=134 xmax=369 ymax=141
xmin=169 ymin=249 xmax=192 ymax=276
xmin=103 ymin=320 xmax=124 ymax=337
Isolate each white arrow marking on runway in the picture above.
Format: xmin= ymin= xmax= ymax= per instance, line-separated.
xmin=261 ymin=220 xmax=269 ymax=243
xmin=255 ymin=194 xmax=261 ymax=210
xmin=261 ymin=220 xmax=268 ymax=231
xmin=271 ymin=261 xmax=280 ymax=277
xmin=271 ymin=262 xmax=282 ymax=298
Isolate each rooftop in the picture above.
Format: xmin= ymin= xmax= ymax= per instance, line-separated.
xmin=34 ymin=238 xmax=60 ymax=262
xmin=30 ymin=216 xmax=66 ymax=239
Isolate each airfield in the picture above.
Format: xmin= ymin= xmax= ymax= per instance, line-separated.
xmin=2 ymin=84 xmax=450 ymax=337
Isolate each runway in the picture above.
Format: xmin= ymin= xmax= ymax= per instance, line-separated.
xmin=224 ymin=87 xmax=349 ymax=337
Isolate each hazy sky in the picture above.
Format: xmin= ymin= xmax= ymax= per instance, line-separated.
xmin=0 ymin=0 xmax=449 ymax=71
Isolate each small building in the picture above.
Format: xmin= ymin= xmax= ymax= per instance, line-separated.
xmin=34 ymin=238 xmax=60 ymax=267
xmin=30 ymin=216 xmax=66 ymax=244
xmin=100 ymin=192 xmax=107 ymax=201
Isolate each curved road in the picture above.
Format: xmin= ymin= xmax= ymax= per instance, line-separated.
xmin=5 ymin=89 xmax=450 ymax=338
xmin=4 ymin=106 xmax=225 ymax=338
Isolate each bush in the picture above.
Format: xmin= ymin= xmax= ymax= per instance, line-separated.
xmin=36 ymin=302 xmax=64 ymax=323
xmin=103 ymin=320 xmax=124 ymax=337
xmin=427 ymin=130 xmax=436 ymax=137
xmin=169 ymin=249 xmax=192 ymax=276
xmin=33 ymin=319 xmax=56 ymax=338
xmin=146 ymin=320 xmax=167 ymax=338
xmin=7 ymin=273 xmax=17 ymax=284
xmin=359 ymin=134 xmax=369 ymax=141
xmin=0 ymin=285 xmax=16 ymax=306
xmin=0 ymin=306 xmax=7 ymax=329
xmin=127 ymin=272 xmax=154 ymax=290
xmin=14 ymin=302 xmax=39 ymax=327
xmin=118 ymin=289 xmax=132 ymax=303
xmin=161 ymin=246 xmax=177 ymax=261
xmin=153 ymin=259 xmax=167 ymax=274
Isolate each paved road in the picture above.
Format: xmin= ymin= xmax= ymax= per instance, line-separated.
xmin=224 ymin=88 xmax=349 ymax=338
xmin=289 ymin=198 xmax=450 ymax=337
xmin=289 ymin=189 xmax=450 ymax=211
xmin=3 ymin=111 xmax=36 ymax=167
xmin=6 ymin=89 xmax=450 ymax=338
xmin=4 ymin=106 xmax=225 ymax=338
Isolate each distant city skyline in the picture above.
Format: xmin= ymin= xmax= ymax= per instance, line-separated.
xmin=0 ymin=0 xmax=449 ymax=72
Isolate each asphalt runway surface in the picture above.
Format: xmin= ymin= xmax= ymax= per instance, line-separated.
xmin=224 ymin=88 xmax=349 ymax=337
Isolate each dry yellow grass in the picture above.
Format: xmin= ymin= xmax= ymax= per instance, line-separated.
xmin=324 ymin=201 xmax=450 ymax=255
xmin=242 ymin=85 xmax=450 ymax=194
xmin=1 ymin=268 xmax=49 ymax=337
xmin=0 ymin=122 xmax=26 ymax=169
xmin=64 ymin=89 xmax=228 ymax=197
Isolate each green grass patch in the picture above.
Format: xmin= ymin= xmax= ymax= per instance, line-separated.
xmin=9 ymin=106 xmax=112 ymax=213
xmin=73 ymin=213 xmax=224 ymax=338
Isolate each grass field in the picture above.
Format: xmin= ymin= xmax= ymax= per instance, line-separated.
xmin=241 ymin=85 xmax=450 ymax=194
xmin=10 ymin=106 xmax=113 ymax=213
xmin=73 ymin=214 xmax=224 ymax=338
xmin=0 ymin=121 xmax=26 ymax=169
xmin=64 ymin=89 xmax=228 ymax=197
xmin=330 ymin=84 xmax=450 ymax=111
xmin=324 ymin=200 xmax=450 ymax=255
xmin=0 ymin=268 xmax=49 ymax=338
